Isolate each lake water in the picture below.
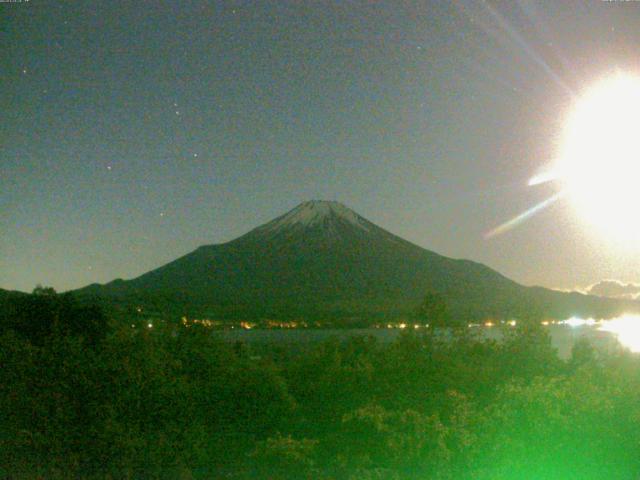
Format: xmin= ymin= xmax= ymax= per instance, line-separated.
xmin=211 ymin=323 xmax=626 ymax=360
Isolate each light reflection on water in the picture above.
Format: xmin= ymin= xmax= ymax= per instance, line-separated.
xmin=557 ymin=314 xmax=640 ymax=354
xmin=560 ymin=316 xmax=598 ymax=328
xmin=597 ymin=315 xmax=640 ymax=353
xmin=213 ymin=316 xmax=640 ymax=359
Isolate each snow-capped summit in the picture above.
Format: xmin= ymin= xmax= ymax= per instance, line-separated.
xmin=75 ymin=199 xmax=640 ymax=325
xmin=257 ymin=200 xmax=371 ymax=233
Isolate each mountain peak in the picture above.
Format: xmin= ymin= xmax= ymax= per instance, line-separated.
xmin=75 ymin=199 xmax=640 ymax=325
xmin=258 ymin=200 xmax=371 ymax=233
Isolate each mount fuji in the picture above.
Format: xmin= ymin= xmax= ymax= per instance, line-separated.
xmin=75 ymin=200 xmax=638 ymax=323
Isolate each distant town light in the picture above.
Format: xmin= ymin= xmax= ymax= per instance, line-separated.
xmin=561 ymin=317 xmax=597 ymax=328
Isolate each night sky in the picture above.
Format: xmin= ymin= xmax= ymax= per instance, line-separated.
xmin=4 ymin=0 xmax=640 ymax=293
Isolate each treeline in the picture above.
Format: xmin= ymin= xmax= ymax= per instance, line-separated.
xmin=1 ymin=290 xmax=640 ymax=479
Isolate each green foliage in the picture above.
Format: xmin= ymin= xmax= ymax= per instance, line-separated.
xmin=252 ymin=433 xmax=318 ymax=479
xmin=473 ymin=364 xmax=640 ymax=479
xmin=415 ymin=291 xmax=464 ymax=328
xmin=3 ymin=293 xmax=640 ymax=478
xmin=339 ymin=404 xmax=449 ymax=473
xmin=569 ymin=335 xmax=598 ymax=369
xmin=1 ymin=287 xmax=108 ymax=347
xmin=498 ymin=321 xmax=562 ymax=380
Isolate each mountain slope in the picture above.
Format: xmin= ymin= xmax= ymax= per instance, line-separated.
xmin=75 ymin=201 xmax=640 ymax=323
xmin=0 ymin=288 xmax=28 ymax=313
xmin=0 ymin=288 xmax=26 ymax=301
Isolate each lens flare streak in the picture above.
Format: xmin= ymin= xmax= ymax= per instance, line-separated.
xmin=480 ymin=1 xmax=573 ymax=95
xmin=528 ymin=171 xmax=559 ymax=186
xmin=485 ymin=192 xmax=564 ymax=238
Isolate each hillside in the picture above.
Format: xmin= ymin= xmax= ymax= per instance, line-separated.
xmin=75 ymin=201 xmax=640 ymax=323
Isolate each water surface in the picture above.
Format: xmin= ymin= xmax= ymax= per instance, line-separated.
xmin=212 ymin=323 xmax=623 ymax=359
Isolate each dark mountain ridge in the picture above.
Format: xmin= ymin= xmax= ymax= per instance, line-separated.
xmin=75 ymin=201 xmax=640 ymax=323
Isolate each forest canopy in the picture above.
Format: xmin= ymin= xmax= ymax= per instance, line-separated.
xmin=1 ymin=290 xmax=639 ymax=479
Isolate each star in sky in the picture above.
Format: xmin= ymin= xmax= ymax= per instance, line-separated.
xmin=4 ymin=1 xmax=640 ymax=293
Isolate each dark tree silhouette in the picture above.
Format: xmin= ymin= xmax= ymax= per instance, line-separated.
xmin=1 ymin=287 xmax=108 ymax=346
xmin=416 ymin=291 xmax=453 ymax=327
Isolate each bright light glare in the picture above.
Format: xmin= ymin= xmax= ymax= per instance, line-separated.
xmin=561 ymin=316 xmax=597 ymax=328
xmin=599 ymin=315 xmax=640 ymax=352
xmin=558 ymin=73 xmax=640 ymax=241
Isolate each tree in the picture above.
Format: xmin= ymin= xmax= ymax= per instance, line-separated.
xmin=339 ymin=404 xmax=452 ymax=477
xmin=2 ymin=289 xmax=108 ymax=347
xmin=569 ymin=336 xmax=597 ymax=370
xmin=32 ymin=285 xmax=57 ymax=296
xmin=416 ymin=292 xmax=452 ymax=328
xmin=252 ymin=433 xmax=318 ymax=479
